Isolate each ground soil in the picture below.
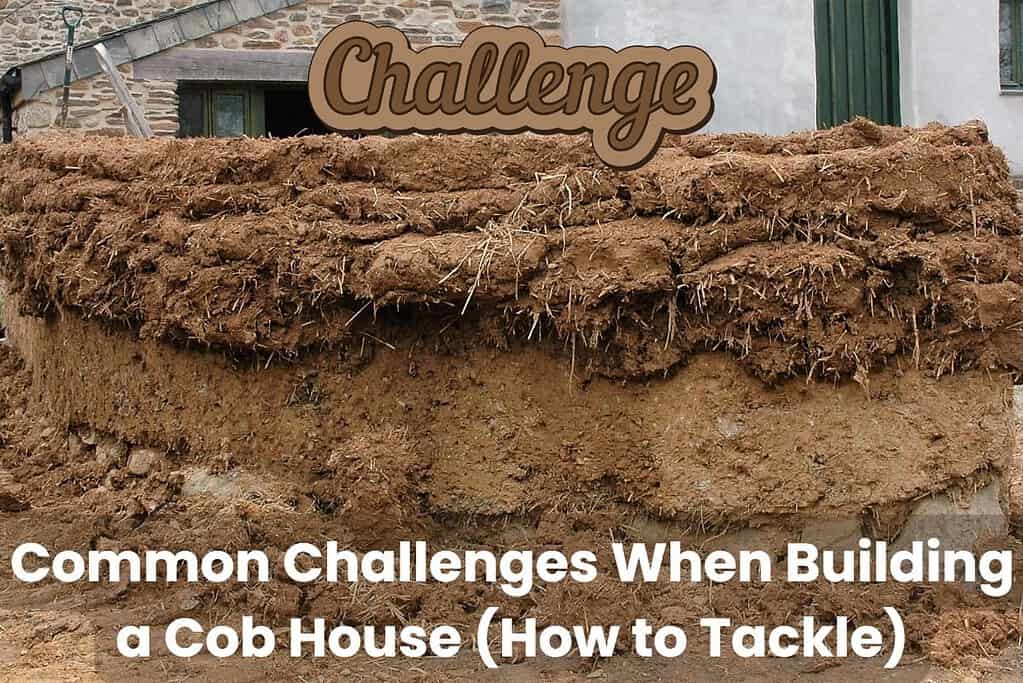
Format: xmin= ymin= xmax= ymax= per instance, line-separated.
xmin=0 ymin=121 xmax=1022 ymax=679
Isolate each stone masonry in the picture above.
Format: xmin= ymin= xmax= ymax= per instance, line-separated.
xmin=185 ymin=0 xmax=563 ymax=50
xmin=1 ymin=0 xmax=208 ymax=73
xmin=6 ymin=0 xmax=563 ymax=138
xmin=14 ymin=66 xmax=180 ymax=137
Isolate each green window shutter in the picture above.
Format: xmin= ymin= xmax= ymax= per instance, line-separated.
xmin=815 ymin=0 xmax=901 ymax=128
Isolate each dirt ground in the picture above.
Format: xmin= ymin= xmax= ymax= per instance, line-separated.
xmin=0 ymin=121 xmax=1022 ymax=680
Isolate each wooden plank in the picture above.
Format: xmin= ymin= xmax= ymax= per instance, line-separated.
xmin=886 ymin=0 xmax=902 ymax=124
xmin=815 ymin=0 xmax=900 ymax=128
xmin=846 ymin=1 xmax=867 ymax=120
xmin=876 ymin=0 xmax=892 ymax=122
xmin=829 ymin=0 xmax=850 ymax=125
xmin=94 ymin=43 xmax=154 ymax=139
xmin=863 ymin=0 xmax=884 ymax=122
xmin=814 ymin=0 xmax=834 ymax=128
xmin=134 ymin=48 xmax=311 ymax=83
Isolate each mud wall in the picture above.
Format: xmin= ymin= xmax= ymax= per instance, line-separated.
xmin=3 ymin=293 xmax=1015 ymax=538
xmin=2 ymin=123 xmax=1023 ymax=669
xmin=0 ymin=119 xmax=1021 ymax=538
xmin=1 ymin=120 xmax=1021 ymax=383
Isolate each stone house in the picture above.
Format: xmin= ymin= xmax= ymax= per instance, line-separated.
xmin=0 ymin=0 xmax=562 ymax=140
xmin=0 ymin=1 xmax=1021 ymax=175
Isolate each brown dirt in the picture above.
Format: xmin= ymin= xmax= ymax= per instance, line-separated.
xmin=0 ymin=121 xmax=1022 ymax=679
xmin=0 ymin=119 xmax=1021 ymax=383
xmin=0 ymin=340 xmax=1020 ymax=680
xmin=3 ymin=297 xmax=1015 ymax=531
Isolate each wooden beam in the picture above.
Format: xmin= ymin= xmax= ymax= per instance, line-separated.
xmin=94 ymin=43 xmax=154 ymax=139
xmin=134 ymin=48 xmax=312 ymax=83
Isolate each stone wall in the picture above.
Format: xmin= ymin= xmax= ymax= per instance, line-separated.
xmin=14 ymin=65 xmax=180 ymax=137
xmin=184 ymin=0 xmax=562 ymax=50
xmin=1 ymin=0 xmax=207 ymax=74
xmin=8 ymin=0 xmax=563 ymax=137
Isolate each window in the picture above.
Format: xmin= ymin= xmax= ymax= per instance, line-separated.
xmin=1002 ymin=0 xmax=1023 ymax=89
xmin=212 ymin=92 xmax=247 ymax=137
xmin=178 ymin=83 xmax=332 ymax=138
xmin=178 ymin=85 xmax=264 ymax=138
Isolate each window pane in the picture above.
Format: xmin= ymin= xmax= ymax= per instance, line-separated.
xmin=1001 ymin=1 xmax=1015 ymax=85
xmin=213 ymin=94 xmax=246 ymax=137
xmin=178 ymin=89 xmax=204 ymax=138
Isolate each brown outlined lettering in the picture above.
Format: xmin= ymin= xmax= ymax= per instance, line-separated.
xmin=308 ymin=22 xmax=717 ymax=170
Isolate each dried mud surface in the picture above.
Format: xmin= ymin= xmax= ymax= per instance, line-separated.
xmin=0 ymin=342 xmax=1020 ymax=679
xmin=0 ymin=120 xmax=1021 ymax=383
xmin=4 ymin=296 xmax=1015 ymax=528
xmin=1 ymin=121 xmax=1023 ymax=677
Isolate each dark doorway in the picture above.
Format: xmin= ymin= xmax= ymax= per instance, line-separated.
xmin=178 ymin=82 xmax=331 ymax=138
xmin=814 ymin=0 xmax=901 ymax=127
xmin=264 ymin=85 xmax=331 ymax=137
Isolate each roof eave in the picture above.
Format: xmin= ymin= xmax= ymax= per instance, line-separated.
xmin=11 ymin=0 xmax=305 ymax=101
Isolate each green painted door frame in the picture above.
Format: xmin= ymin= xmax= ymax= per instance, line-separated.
xmin=814 ymin=0 xmax=901 ymax=127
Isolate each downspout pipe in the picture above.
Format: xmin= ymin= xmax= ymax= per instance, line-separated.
xmin=0 ymin=67 xmax=21 ymax=144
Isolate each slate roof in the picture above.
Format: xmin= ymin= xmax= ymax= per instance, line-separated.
xmin=4 ymin=0 xmax=305 ymax=100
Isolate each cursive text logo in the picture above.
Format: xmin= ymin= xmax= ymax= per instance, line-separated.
xmin=308 ymin=22 xmax=717 ymax=170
